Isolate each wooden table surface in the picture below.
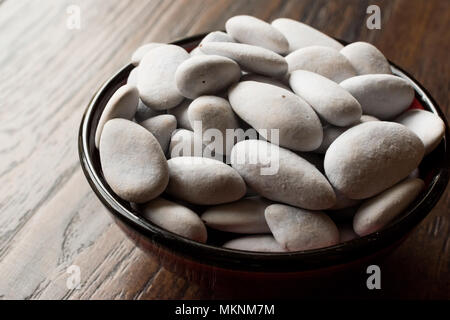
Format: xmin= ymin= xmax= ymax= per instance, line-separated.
xmin=0 ymin=0 xmax=448 ymax=300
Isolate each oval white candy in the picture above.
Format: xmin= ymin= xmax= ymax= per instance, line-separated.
xmin=231 ymin=140 xmax=336 ymax=210
xmin=141 ymin=197 xmax=207 ymax=243
xmin=290 ymin=70 xmax=362 ymax=126
xmin=315 ymin=115 xmax=379 ymax=154
xmin=188 ymin=96 xmax=240 ymax=156
xmin=99 ymin=119 xmax=169 ymax=203
xmin=353 ymin=178 xmax=424 ymax=236
xmin=340 ymin=74 xmax=414 ymax=120
xmin=175 ymin=55 xmax=241 ymax=99
xmin=340 ymin=41 xmax=391 ymax=75
xmin=166 ymin=157 xmax=246 ymax=205
xmin=137 ymin=45 xmax=190 ymax=110
xmin=229 ymin=81 xmax=323 ymax=151
xmin=226 ymin=15 xmax=289 ymax=54
xmin=199 ymin=42 xmax=288 ymax=78
xmin=265 ymin=204 xmax=339 ymax=251
xmin=324 ymin=121 xmax=424 ymax=199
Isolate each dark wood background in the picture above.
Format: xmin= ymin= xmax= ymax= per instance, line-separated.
xmin=0 ymin=0 xmax=448 ymax=299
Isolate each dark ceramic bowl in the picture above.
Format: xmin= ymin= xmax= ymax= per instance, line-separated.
xmin=78 ymin=34 xmax=449 ymax=292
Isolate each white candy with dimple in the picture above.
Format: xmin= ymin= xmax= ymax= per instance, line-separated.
xmin=226 ymin=15 xmax=289 ymax=54
xmin=175 ymin=55 xmax=241 ymax=99
xmin=286 ymin=46 xmax=357 ymax=83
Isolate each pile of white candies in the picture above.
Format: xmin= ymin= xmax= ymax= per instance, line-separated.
xmin=96 ymin=16 xmax=445 ymax=252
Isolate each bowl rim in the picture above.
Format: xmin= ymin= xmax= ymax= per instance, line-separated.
xmin=78 ymin=33 xmax=450 ymax=273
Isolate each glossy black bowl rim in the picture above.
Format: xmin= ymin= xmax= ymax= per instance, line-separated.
xmin=78 ymin=33 xmax=449 ymax=273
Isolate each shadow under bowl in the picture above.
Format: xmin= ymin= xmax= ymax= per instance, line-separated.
xmin=78 ymin=34 xmax=449 ymax=294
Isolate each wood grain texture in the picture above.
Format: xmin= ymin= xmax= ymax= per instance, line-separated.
xmin=0 ymin=0 xmax=448 ymax=299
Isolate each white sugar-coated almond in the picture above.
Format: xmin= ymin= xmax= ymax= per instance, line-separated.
xmin=141 ymin=197 xmax=207 ymax=243
xmin=134 ymin=100 xmax=163 ymax=122
xmin=340 ymin=74 xmax=414 ymax=120
xmin=265 ymin=204 xmax=339 ymax=251
xmin=200 ymin=31 xmax=236 ymax=45
xmin=137 ymin=45 xmax=190 ymax=110
xmin=290 ymin=70 xmax=362 ymax=126
xmin=167 ymin=99 xmax=193 ymax=130
xmin=131 ymin=42 xmax=164 ymax=66
xmin=315 ymin=115 xmax=379 ymax=154
xmin=99 ymin=119 xmax=169 ymax=203
xmin=225 ymin=15 xmax=289 ymax=54
xmin=166 ymin=157 xmax=246 ymax=205
xmin=188 ymin=96 xmax=240 ymax=156
xmin=271 ymin=18 xmax=343 ymax=53
xmin=231 ymin=140 xmax=336 ymax=210
xmin=340 ymin=41 xmax=391 ymax=75
xmin=200 ymin=42 xmax=288 ymax=78
xmin=223 ymin=235 xmax=287 ymax=252
xmin=201 ymin=197 xmax=271 ymax=234
xmin=240 ymin=73 xmax=291 ymax=90
xmin=175 ymin=55 xmax=241 ymax=99
xmin=286 ymin=46 xmax=356 ymax=82
xmin=229 ymin=81 xmax=323 ymax=151
xmin=324 ymin=121 xmax=424 ymax=199
xmin=395 ymin=109 xmax=445 ymax=154
xmin=95 ymin=84 xmax=139 ymax=148
xmin=353 ymin=178 xmax=424 ymax=236
xmin=140 ymin=114 xmax=177 ymax=153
